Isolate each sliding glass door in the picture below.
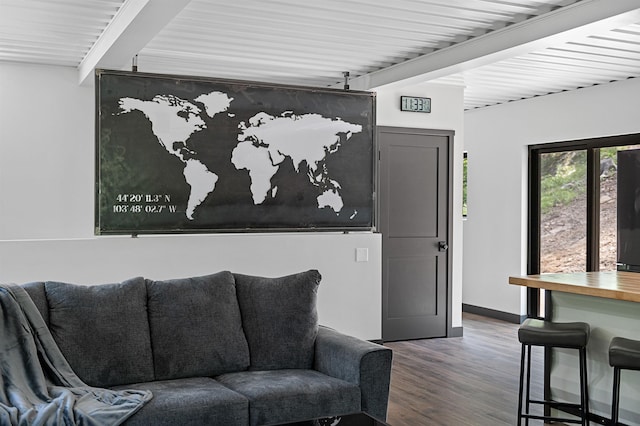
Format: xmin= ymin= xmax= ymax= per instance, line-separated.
xmin=528 ymin=135 xmax=640 ymax=318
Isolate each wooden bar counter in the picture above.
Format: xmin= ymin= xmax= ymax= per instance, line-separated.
xmin=509 ymin=271 xmax=640 ymax=303
xmin=509 ymin=271 xmax=640 ymax=425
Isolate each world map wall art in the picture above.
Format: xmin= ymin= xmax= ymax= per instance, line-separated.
xmin=95 ymin=70 xmax=376 ymax=234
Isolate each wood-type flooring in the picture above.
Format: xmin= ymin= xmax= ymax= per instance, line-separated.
xmin=385 ymin=313 xmax=545 ymax=426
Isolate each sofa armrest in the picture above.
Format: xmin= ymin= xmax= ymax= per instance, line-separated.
xmin=314 ymin=326 xmax=393 ymax=421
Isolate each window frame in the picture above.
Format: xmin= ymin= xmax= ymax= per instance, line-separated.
xmin=462 ymin=151 xmax=468 ymax=218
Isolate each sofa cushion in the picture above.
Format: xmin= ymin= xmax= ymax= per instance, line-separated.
xmin=44 ymin=277 xmax=154 ymax=387
xmin=146 ymin=271 xmax=250 ymax=380
xmin=112 ymin=377 xmax=249 ymax=426
xmin=217 ymin=369 xmax=361 ymax=426
xmin=22 ymin=282 xmax=48 ymax=325
xmin=234 ymin=270 xmax=321 ymax=370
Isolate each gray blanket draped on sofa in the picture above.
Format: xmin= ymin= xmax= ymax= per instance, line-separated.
xmin=0 ymin=284 xmax=152 ymax=426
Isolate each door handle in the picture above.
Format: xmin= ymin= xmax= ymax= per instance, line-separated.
xmin=438 ymin=241 xmax=448 ymax=252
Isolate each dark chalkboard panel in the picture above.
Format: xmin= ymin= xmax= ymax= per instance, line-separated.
xmin=95 ymin=70 xmax=376 ymax=234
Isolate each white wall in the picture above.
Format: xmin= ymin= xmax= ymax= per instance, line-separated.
xmin=375 ymin=82 xmax=466 ymax=328
xmin=0 ymin=63 xmax=465 ymax=338
xmin=464 ymin=77 xmax=640 ymax=316
xmin=0 ymin=63 xmax=381 ymax=340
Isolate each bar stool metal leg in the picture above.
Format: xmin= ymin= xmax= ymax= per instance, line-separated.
xmin=525 ymin=345 xmax=532 ymax=426
xmin=580 ymin=347 xmax=589 ymax=426
xmin=517 ymin=343 xmax=589 ymax=425
xmin=517 ymin=344 xmax=525 ymax=426
xmin=611 ymin=366 xmax=620 ymax=425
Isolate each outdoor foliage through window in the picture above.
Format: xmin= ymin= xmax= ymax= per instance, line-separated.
xmin=540 ymin=150 xmax=586 ymax=273
xmin=540 ymin=151 xmax=586 ymax=214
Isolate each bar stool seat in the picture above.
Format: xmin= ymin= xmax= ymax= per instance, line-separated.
xmin=518 ymin=319 xmax=590 ymax=348
xmin=517 ymin=318 xmax=590 ymax=426
xmin=609 ymin=337 xmax=640 ymax=370
xmin=608 ymin=337 xmax=640 ymax=425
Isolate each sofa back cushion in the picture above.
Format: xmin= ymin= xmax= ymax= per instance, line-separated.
xmin=146 ymin=271 xmax=250 ymax=380
xmin=234 ymin=270 xmax=321 ymax=370
xmin=22 ymin=282 xmax=48 ymax=325
xmin=44 ymin=277 xmax=154 ymax=387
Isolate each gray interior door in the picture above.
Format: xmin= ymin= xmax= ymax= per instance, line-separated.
xmin=378 ymin=127 xmax=452 ymax=341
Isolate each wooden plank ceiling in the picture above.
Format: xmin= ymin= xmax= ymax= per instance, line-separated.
xmin=2 ymin=0 xmax=640 ymax=109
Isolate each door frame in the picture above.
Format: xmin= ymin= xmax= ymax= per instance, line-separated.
xmin=376 ymin=126 xmax=455 ymax=339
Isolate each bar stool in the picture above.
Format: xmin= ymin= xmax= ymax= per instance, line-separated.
xmin=517 ymin=318 xmax=590 ymax=426
xmin=608 ymin=337 xmax=640 ymax=425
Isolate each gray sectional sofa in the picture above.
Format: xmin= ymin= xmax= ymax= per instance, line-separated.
xmin=21 ymin=269 xmax=393 ymax=426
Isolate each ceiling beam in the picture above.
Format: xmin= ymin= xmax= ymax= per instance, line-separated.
xmin=78 ymin=0 xmax=192 ymax=85
xmin=345 ymin=0 xmax=640 ymax=90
